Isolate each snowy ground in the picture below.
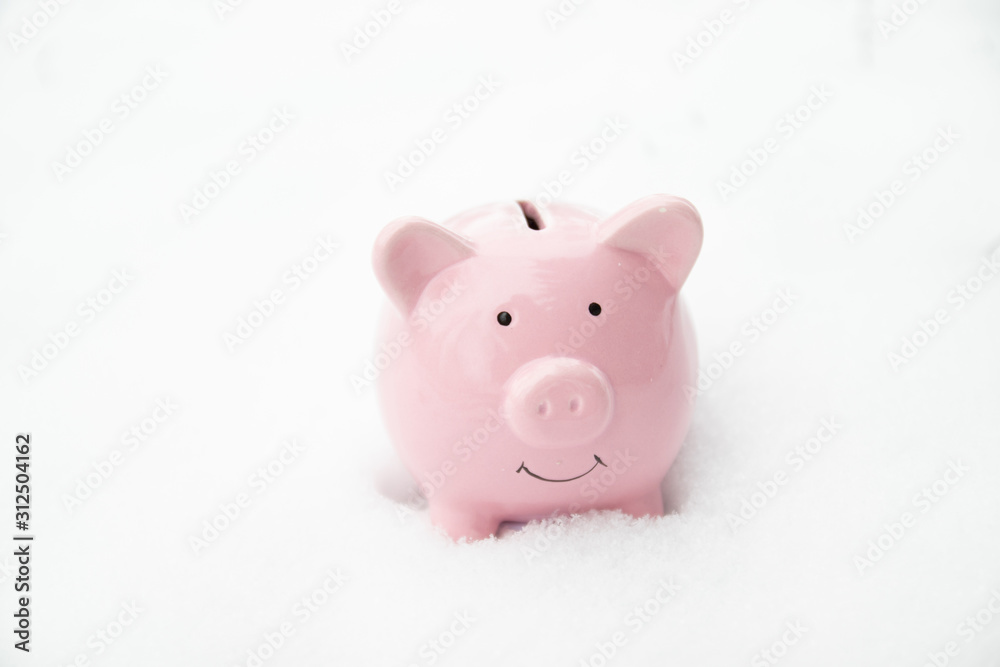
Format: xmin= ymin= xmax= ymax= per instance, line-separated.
xmin=1 ymin=0 xmax=1000 ymax=665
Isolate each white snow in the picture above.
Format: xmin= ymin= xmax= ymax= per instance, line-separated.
xmin=1 ymin=0 xmax=999 ymax=665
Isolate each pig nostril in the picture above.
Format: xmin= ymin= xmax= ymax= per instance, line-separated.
xmin=537 ymin=401 xmax=550 ymax=417
xmin=569 ymin=397 xmax=581 ymax=414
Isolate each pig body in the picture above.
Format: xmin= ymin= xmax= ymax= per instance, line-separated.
xmin=372 ymin=196 xmax=702 ymax=540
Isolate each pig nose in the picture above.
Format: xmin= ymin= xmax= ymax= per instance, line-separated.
xmin=503 ymin=357 xmax=614 ymax=448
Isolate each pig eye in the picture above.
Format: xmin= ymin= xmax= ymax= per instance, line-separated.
xmin=497 ymin=311 xmax=512 ymax=326
xmin=588 ymin=302 xmax=602 ymax=316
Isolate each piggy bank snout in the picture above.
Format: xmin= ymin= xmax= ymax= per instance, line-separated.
xmin=503 ymin=357 xmax=614 ymax=448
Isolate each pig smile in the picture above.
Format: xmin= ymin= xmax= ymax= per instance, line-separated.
xmin=516 ymin=455 xmax=607 ymax=482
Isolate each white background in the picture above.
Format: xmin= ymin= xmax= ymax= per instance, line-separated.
xmin=2 ymin=0 xmax=1000 ymax=665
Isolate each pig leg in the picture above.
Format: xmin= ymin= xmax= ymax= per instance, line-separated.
xmin=617 ymin=489 xmax=665 ymax=519
xmin=429 ymin=502 xmax=499 ymax=541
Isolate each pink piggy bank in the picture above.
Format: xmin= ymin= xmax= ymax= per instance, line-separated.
xmin=372 ymin=195 xmax=703 ymax=540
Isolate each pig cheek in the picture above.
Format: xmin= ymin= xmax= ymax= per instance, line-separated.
xmin=449 ymin=320 xmax=506 ymax=390
xmin=592 ymin=308 xmax=669 ymax=383
xmin=418 ymin=315 xmax=506 ymax=406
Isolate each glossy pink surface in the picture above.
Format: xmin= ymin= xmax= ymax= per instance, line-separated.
xmin=372 ymin=195 xmax=703 ymax=540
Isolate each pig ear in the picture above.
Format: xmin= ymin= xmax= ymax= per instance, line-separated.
xmin=373 ymin=216 xmax=476 ymax=315
xmin=598 ymin=195 xmax=703 ymax=290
